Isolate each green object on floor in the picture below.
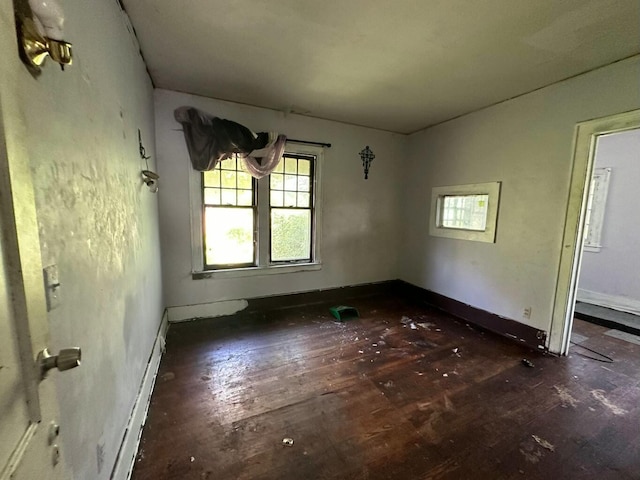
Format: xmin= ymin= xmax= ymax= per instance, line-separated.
xmin=329 ymin=305 xmax=359 ymax=321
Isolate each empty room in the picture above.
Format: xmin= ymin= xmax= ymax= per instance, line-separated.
xmin=1 ymin=1 xmax=639 ymax=479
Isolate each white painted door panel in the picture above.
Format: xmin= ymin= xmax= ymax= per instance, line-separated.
xmin=0 ymin=4 xmax=71 ymax=479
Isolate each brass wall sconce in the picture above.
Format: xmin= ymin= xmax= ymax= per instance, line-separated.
xmin=359 ymin=145 xmax=375 ymax=180
xmin=142 ymin=170 xmax=159 ymax=193
xmin=15 ymin=0 xmax=73 ymax=72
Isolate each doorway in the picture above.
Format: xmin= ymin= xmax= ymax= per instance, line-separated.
xmin=549 ymin=109 xmax=640 ymax=355
xmin=573 ymin=128 xmax=640 ymax=336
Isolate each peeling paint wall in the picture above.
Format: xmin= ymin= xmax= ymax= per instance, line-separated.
xmin=154 ymin=89 xmax=405 ymax=309
xmin=4 ymin=1 xmax=162 ymax=479
xmin=401 ymin=56 xmax=640 ymax=336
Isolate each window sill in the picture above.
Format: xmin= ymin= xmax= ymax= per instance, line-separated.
xmin=192 ymin=262 xmax=322 ymax=280
xmin=583 ymin=245 xmax=601 ymax=253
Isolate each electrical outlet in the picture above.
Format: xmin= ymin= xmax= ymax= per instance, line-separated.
xmin=523 ymin=307 xmax=532 ymax=319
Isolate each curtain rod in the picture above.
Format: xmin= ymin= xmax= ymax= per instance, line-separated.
xmin=286 ymin=138 xmax=332 ymax=148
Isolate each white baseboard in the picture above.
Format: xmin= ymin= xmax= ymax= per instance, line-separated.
xmin=110 ymin=310 xmax=169 ymax=480
xmin=576 ymin=289 xmax=640 ymax=316
xmin=167 ymin=299 xmax=248 ymax=323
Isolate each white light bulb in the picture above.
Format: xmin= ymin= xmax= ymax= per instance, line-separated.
xmin=28 ymin=0 xmax=65 ymax=40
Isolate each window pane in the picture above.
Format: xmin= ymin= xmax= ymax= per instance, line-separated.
xmin=297 ymin=176 xmax=310 ymax=192
xmin=203 ymin=170 xmax=220 ymax=187
xmin=220 ymin=157 xmax=236 ymax=170
xmin=204 ymin=188 xmax=221 ymax=205
xmin=204 ymin=207 xmax=254 ymax=266
xmin=271 ymin=209 xmax=311 ymax=262
xmin=284 ymin=174 xmax=297 ymax=191
xmin=284 ymin=191 xmax=297 ymax=207
xmin=297 ymin=192 xmax=310 ymax=207
xmin=273 ymin=160 xmax=284 ymax=173
xmin=285 ymin=157 xmax=297 ymax=174
xmin=298 ymin=159 xmax=310 ymax=175
xmin=271 ymin=173 xmax=284 ymax=190
xmin=221 ymin=189 xmax=236 ymax=205
xmin=237 ymin=189 xmax=253 ymax=206
xmin=237 ymin=171 xmax=252 ymax=189
xmin=270 ymin=190 xmax=283 ymax=207
xmin=440 ymin=194 xmax=489 ymax=231
xmin=221 ymin=170 xmax=236 ymax=188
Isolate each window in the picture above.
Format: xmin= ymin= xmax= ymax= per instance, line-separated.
xmin=202 ymin=157 xmax=256 ymax=268
xmin=430 ymin=182 xmax=501 ymax=243
xmin=270 ymin=154 xmax=314 ymax=263
xmin=191 ymin=145 xmax=322 ymax=275
xmin=440 ymin=194 xmax=489 ymax=231
xmin=583 ymin=167 xmax=611 ymax=252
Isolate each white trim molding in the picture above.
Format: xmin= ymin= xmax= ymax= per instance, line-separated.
xmin=577 ymin=289 xmax=640 ymax=316
xmin=429 ymin=181 xmax=501 ymax=243
xmin=167 ymin=299 xmax=248 ymax=323
xmin=549 ymin=108 xmax=640 ymax=355
xmin=111 ymin=311 xmax=169 ymax=480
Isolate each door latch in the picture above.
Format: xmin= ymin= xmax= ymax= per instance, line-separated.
xmin=37 ymin=347 xmax=81 ymax=380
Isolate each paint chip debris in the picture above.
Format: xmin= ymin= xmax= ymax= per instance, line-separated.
xmin=532 ymin=435 xmax=555 ymax=452
xmin=190 ymin=456 xmax=195 ymax=462
xmin=442 ymin=373 xmax=449 ymax=377
xmin=553 ymin=385 xmax=579 ymax=408
xmin=591 ymin=390 xmax=627 ymax=416
xmin=417 ymin=322 xmax=435 ymax=330
xmin=383 ymin=380 xmax=395 ymax=388
xmin=358 ymin=350 xmax=364 ymax=354
xmin=282 ymin=438 xmax=294 ymax=446
xmin=161 ymin=372 xmax=175 ymax=381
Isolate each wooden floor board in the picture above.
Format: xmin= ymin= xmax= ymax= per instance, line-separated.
xmin=132 ymin=294 xmax=640 ymax=479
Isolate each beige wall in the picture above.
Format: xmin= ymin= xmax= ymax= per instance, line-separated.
xmin=401 ymin=56 xmax=640 ymax=344
xmin=155 ymin=89 xmax=406 ymax=311
xmin=2 ymin=1 xmax=163 ymax=479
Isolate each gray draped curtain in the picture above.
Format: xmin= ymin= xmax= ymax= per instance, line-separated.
xmin=174 ymin=106 xmax=286 ymax=178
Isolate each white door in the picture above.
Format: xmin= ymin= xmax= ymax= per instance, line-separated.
xmin=0 ymin=5 xmax=74 ymax=479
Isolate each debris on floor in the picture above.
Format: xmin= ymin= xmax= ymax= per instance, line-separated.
xmin=282 ymin=438 xmax=294 ymax=447
xmin=553 ymin=385 xmax=579 ymax=408
xmin=531 ymin=435 xmax=555 ymax=452
xmin=417 ymin=322 xmax=435 ymax=330
xmin=591 ymin=389 xmax=627 ymax=416
xmin=521 ymin=359 xmax=535 ymax=368
xmin=329 ymin=305 xmax=359 ymax=321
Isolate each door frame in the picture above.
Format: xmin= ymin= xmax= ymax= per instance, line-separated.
xmin=548 ymin=109 xmax=640 ymax=354
xmin=0 ymin=4 xmax=69 ymax=477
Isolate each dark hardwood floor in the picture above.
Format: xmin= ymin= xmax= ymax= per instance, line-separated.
xmin=132 ymin=293 xmax=640 ymax=479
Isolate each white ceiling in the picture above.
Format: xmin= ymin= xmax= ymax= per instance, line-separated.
xmin=122 ymin=0 xmax=640 ymax=134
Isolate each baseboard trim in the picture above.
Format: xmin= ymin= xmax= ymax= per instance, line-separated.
xmin=576 ymin=289 xmax=640 ymax=316
xmin=165 ymin=281 xmax=404 ymax=323
xmin=110 ymin=310 xmax=169 ymax=480
xmin=398 ymin=281 xmax=548 ymax=351
xmin=163 ymin=280 xmax=547 ymax=351
xmin=167 ymin=299 xmax=249 ymax=323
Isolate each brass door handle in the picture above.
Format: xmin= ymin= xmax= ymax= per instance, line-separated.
xmin=37 ymin=347 xmax=81 ymax=379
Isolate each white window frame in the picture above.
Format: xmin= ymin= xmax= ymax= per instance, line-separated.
xmin=189 ymin=143 xmax=323 ymax=278
xmin=583 ymin=167 xmax=611 ymax=253
xmin=429 ymin=181 xmax=501 ymax=243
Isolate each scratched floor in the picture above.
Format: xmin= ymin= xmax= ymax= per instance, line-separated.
xmin=132 ymin=294 xmax=640 ymax=479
